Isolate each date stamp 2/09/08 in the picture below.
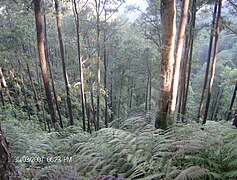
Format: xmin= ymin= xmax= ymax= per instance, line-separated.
xmin=15 ymin=156 xmax=73 ymax=164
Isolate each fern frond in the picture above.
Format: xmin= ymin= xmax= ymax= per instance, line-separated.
xmin=175 ymin=166 xmax=209 ymax=180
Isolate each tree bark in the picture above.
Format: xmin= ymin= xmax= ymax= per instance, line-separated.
xmin=169 ymin=0 xmax=190 ymax=113
xmin=0 ymin=68 xmax=16 ymax=118
xmin=181 ymin=0 xmax=197 ymax=122
xmin=34 ymin=0 xmax=57 ymax=127
xmin=43 ymin=14 xmax=63 ymax=129
xmin=73 ymin=0 xmax=86 ymax=131
xmin=95 ymin=0 xmax=101 ymax=130
xmin=26 ymin=63 xmax=40 ymax=112
xmin=54 ymin=0 xmax=74 ymax=125
xmin=156 ymin=0 xmax=176 ymax=129
xmin=103 ymin=11 xmax=108 ymax=128
xmin=233 ymin=109 xmax=237 ymax=127
xmin=0 ymin=124 xmax=19 ymax=180
xmin=90 ymin=82 xmax=97 ymax=130
xmin=197 ymin=1 xmax=218 ymax=121
xmin=203 ymin=0 xmax=222 ymax=125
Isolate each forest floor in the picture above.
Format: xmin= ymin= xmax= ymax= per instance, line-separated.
xmin=2 ymin=113 xmax=237 ymax=179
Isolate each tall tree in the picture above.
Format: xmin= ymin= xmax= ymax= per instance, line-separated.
xmin=155 ymin=0 xmax=176 ymax=129
xmin=103 ymin=9 xmax=109 ymax=128
xmin=181 ymin=0 xmax=197 ymax=122
xmin=73 ymin=0 xmax=86 ymax=131
xmin=34 ymin=0 xmax=57 ymax=128
xmin=54 ymin=0 xmax=74 ymax=125
xmin=197 ymin=1 xmax=218 ymax=121
xmin=203 ymin=0 xmax=222 ymax=125
xmin=169 ymin=0 xmax=190 ymax=113
xmin=43 ymin=15 xmax=63 ymax=129
xmin=95 ymin=0 xmax=101 ymax=130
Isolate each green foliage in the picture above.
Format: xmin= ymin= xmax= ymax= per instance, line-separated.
xmin=2 ymin=113 xmax=237 ymax=179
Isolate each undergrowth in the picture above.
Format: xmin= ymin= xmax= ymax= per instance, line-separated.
xmin=1 ymin=112 xmax=237 ymax=179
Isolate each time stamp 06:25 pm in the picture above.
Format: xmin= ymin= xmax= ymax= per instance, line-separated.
xmin=15 ymin=155 xmax=73 ymax=163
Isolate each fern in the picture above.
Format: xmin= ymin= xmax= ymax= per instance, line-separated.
xmin=175 ymin=166 xmax=209 ymax=180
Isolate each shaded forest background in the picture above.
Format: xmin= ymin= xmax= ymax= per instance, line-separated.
xmin=0 ymin=0 xmax=237 ymax=179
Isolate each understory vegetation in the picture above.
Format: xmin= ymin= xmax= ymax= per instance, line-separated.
xmin=2 ymin=111 xmax=237 ymax=179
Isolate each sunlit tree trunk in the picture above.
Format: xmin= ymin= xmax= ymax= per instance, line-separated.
xmin=54 ymin=0 xmax=74 ymax=125
xmin=197 ymin=1 xmax=218 ymax=121
xmin=203 ymin=0 xmax=222 ymax=125
xmin=34 ymin=0 xmax=57 ymax=128
xmin=155 ymin=0 xmax=176 ymax=129
xmin=73 ymin=0 xmax=86 ymax=131
xmin=169 ymin=0 xmax=190 ymax=113
xmin=0 ymin=68 xmax=16 ymax=118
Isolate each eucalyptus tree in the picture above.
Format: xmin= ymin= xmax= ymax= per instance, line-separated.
xmin=203 ymin=0 xmax=223 ymax=125
xmin=54 ymin=0 xmax=74 ymax=125
xmin=34 ymin=0 xmax=57 ymax=128
xmin=197 ymin=0 xmax=218 ymax=121
xmin=169 ymin=0 xmax=190 ymax=113
xmin=155 ymin=0 xmax=176 ymax=129
xmin=181 ymin=0 xmax=197 ymax=122
xmin=72 ymin=0 xmax=87 ymax=131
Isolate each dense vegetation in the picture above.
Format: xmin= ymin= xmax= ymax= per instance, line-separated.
xmin=0 ymin=0 xmax=237 ymax=179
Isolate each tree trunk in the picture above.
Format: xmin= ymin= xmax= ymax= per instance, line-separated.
xmin=26 ymin=63 xmax=40 ymax=112
xmin=90 ymin=82 xmax=97 ymax=130
xmin=96 ymin=0 xmax=101 ymax=130
xmin=203 ymin=0 xmax=222 ymax=125
xmin=109 ymin=71 xmax=114 ymax=121
xmin=103 ymin=12 xmax=108 ymax=128
xmin=0 ymin=124 xmax=19 ymax=180
xmin=54 ymin=0 xmax=74 ymax=125
xmin=233 ymin=109 xmax=237 ymax=127
xmin=213 ymin=89 xmax=223 ymax=120
xmin=35 ymin=48 xmax=48 ymax=131
xmin=197 ymin=1 xmax=218 ymax=121
xmin=179 ymin=36 xmax=190 ymax=121
xmin=43 ymin=14 xmax=63 ymax=129
xmin=0 ymin=68 xmax=16 ymax=118
xmin=85 ymin=93 xmax=92 ymax=133
xmin=0 ymin=80 xmax=5 ymax=107
xmin=156 ymin=0 xmax=176 ymax=129
xmin=117 ymin=70 xmax=125 ymax=118
xmin=34 ymin=0 xmax=57 ymax=128
xmin=73 ymin=0 xmax=86 ymax=131
xmin=226 ymin=81 xmax=237 ymax=121
xmin=148 ymin=70 xmax=152 ymax=111
xmin=181 ymin=0 xmax=197 ymax=122
xmin=169 ymin=0 xmax=190 ymax=113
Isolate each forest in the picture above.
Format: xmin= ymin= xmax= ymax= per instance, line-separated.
xmin=0 ymin=0 xmax=237 ymax=179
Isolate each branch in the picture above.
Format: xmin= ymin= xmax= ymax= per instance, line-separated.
xmin=225 ymin=24 xmax=237 ymax=35
xmin=227 ymin=0 xmax=237 ymax=10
